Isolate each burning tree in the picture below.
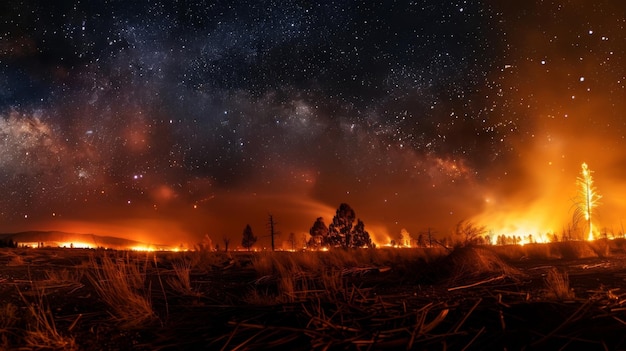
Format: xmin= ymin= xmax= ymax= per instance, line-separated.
xmin=400 ymin=228 xmax=412 ymax=247
xmin=573 ymin=162 xmax=602 ymax=241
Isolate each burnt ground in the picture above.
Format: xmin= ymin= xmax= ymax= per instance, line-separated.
xmin=0 ymin=247 xmax=625 ymax=350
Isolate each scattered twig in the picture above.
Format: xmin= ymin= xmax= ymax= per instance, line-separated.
xmin=448 ymin=275 xmax=506 ymax=291
xmin=531 ymin=300 xmax=593 ymax=347
xmin=613 ymin=316 xmax=626 ymax=326
xmin=454 ymin=298 xmax=482 ymax=333
xmin=461 ymin=326 xmax=485 ymax=351
xmin=68 ymin=313 xmax=82 ymax=332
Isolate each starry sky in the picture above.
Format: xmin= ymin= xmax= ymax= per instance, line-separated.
xmin=2 ymin=1 xmax=626 ymax=247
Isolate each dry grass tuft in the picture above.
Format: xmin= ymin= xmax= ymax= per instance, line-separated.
xmin=251 ymin=252 xmax=276 ymax=276
xmin=491 ymin=241 xmax=603 ymax=261
xmin=0 ymin=303 xmax=17 ymax=330
xmin=247 ymin=247 xmax=451 ymax=305
xmin=167 ymin=259 xmax=199 ymax=296
xmin=588 ymin=239 xmax=610 ymax=257
xmin=7 ymin=253 xmax=25 ymax=266
xmin=45 ymin=268 xmax=84 ymax=284
xmin=249 ymin=253 xmax=311 ymax=303
xmin=552 ymin=241 xmax=598 ymax=260
xmin=184 ymin=248 xmax=232 ymax=272
xmin=544 ymin=267 xmax=575 ymax=300
xmin=489 ymin=244 xmax=527 ymax=261
xmin=19 ymin=287 xmax=77 ymax=350
xmin=247 ymin=248 xmax=449 ymax=304
xmin=443 ymin=247 xmax=523 ymax=284
xmin=248 ymin=251 xmax=354 ymax=303
xmin=611 ymin=238 xmax=626 ymax=252
xmin=0 ymin=303 xmax=18 ymax=348
xmin=87 ymin=254 xmax=157 ymax=328
xmin=319 ymin=268 xmax=344 ymax=294
xmin=522 ymin=243 xmax=557 ymax=260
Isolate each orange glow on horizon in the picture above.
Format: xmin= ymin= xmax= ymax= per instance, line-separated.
xmin=57 ymin=242 xmax=95 ymax=249
xmin=129 ymin=245 xmax=156 ymax=252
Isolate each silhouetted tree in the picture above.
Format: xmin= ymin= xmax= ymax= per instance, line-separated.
xmin=268 ymin=214 xmax=278 ymax=251
xmin=198 ymin=234 xmax=213 ymax=251
xmin=328 ymin=203 xmax=356 ymax=247
xmin=324 ymin=204 xmax=373 ymax=248
xmin=416 ymin=234 xmax=425 ymax=247
xmin=454 ymin=220 xmax=487 ymax=246
xmin=351 ymin=219 xmax=372 ymax=248
xmin=288 ymin=232 xmax=296 ymax=251
xmin=496 ymin=235 xmax=504 ymax=246
xmin=396 ymin=228 xmax=409 ymax=247
xmin=417 ymin=228 xmax=436 ymax=248
xmin=241 ymin=225 xmax=257 ymax=251
xmin=0 ymin=239 xmax=16 ymax=248
xmin=308 ymin=217 xmax=328 ymax=249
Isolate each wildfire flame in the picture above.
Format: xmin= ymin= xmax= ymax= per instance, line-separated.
xmin=470 ymin=160 xmax=605 ymax=245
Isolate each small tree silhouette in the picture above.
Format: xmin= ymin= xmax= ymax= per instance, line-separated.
xmin=288 ymin=232 xmax=296 ymax=251
xmin=241 ymin=225 xmax=257 ymax=251
xmin=223 ymin=237 xmax=230 ymax=252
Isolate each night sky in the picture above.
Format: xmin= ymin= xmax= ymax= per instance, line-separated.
xmin=2 ymin=1 xmax=626 ymax=247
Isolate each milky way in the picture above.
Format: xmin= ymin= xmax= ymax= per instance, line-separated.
xmin=2 ymin=1 xmax=626 ymax=246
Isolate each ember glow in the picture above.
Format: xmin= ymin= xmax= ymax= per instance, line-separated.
xmin=2 ymin=2 xmax=626 ymax=247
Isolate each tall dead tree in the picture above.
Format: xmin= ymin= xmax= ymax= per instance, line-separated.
xmin=223 ymin=237 xmax=230 ymax=252
xmin=268 ymin=214 xmax=278 ymax=251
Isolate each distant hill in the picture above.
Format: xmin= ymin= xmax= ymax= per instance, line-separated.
xmin=0 ymin=231 xmax=168 ymax=250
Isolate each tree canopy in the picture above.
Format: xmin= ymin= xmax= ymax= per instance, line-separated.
xmin=309 ymin=203 xmax=372 ymax=249
xmin=351 ymin=219 xmax=372 ymax=248
xmin=308 ymin=217 xmax=328 ymax=249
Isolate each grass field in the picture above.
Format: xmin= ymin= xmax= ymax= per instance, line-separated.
xmin=0 ymin=240 xmax=625 ymax=350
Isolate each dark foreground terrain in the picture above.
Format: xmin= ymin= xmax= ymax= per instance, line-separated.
xmin=0 ymin=240 xmax=625 ymax=350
